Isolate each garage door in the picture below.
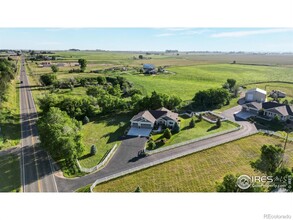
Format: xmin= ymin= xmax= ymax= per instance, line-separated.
xmin=127 ymin=127 xmax=152 ymax=137
xmin=132 ymin=122 xmax=138 ymax=127
xmin=246 ymin=94 xmax=253 ymax=101
xmin=140 ymin=123 xmax=152 ymax=128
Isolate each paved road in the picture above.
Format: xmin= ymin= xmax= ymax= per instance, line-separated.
xmin=19 ymin=57 xmax=58 ymax=192
xmin=55 ymin=107 xmax=257 ymax=192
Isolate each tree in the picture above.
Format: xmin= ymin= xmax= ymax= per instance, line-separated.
xmin=148 ymin=140 xmax=156 ymax=150
xmin=83 ymin=116 xmax=90 ymax=125
xmin=192 ymin=88 xmax=230 ymax=110
xmin=198 ymin=114 xmax=202 ymax=121
xmin=227 ymin=79 xmax=236 ymax=90
xmin=216 ymin=119 xmax=222 ymax=128
xmin=250 ymin=144 xmax=284 ymax=175
xmin=78 ymin=58 xmax=87 ymax=71
xmin=189 ymin=118 xmax=195 ymax=128
xmin=134 ymin=186 xmax=142 ymax=192
xmin=216 ymin=174 xmax=259 ymax=192
xmin=40 ymin=74 xmax=57 ymax=86
xmin=138 ymin=55 xmax=143 ymax=59
xmin=90 ymin=145 xmax=97 ymax=155
xmin=163 ymin=128 xmax=172 ymax=139
xmin=51 ymin=65 xmax=59 ymax=73
xmin=269 ymin=167 xmax=293 ymax=192
xmin=172 ymin=122 xmax=180 ymax=133
xmin=37 ymin=107 xmax=84 ymax=162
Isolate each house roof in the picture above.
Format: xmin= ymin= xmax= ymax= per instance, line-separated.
xmin=244 ymin=102 xmax=262 ymax=110
xmin=143 ymin=64 xmax=155 ymax=69
xmin=131 ymin=110 xmax=156 ymax=123
xmin=266 ymin=106 xmax=290 ymax=116
xmin=131 ymin=107 xmax=178 ymax=124
xmin=247 ymin=88 xmax=267 ymax=95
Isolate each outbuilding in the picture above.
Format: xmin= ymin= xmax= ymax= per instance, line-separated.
xmin=245 ymin=88 xmax=267 ymax=103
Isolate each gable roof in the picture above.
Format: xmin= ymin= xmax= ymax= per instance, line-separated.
xmin=131 ymin=107 xmax=178 ymax=124
xmin=244 ymin=102 xmax=262 ymax=110
xmin=131 ymin=110 xmax=156 ymax=123
xmin=266 ymin=106 xmax=290 ymax=116
xmin=247 ymin=88 xmax=267 ymax=95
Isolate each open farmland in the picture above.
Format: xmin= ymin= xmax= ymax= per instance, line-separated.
xmin=116 ymin=64 xmax=293 ymax=101
xmin=93 ymin=134 xmax=293 ymax=192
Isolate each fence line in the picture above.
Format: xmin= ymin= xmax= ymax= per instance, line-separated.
xmin=77 ymin=144 xmax=118 ymax=173
xmin=90 ymin=129 xmax=258 ymax=192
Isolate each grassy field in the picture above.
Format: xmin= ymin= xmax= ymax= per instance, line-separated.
xmin=0 ymin=59 xmax=21 ymax=150
xmin=150 ymin=117 xmax=238 ymax=149
xmin=93 ymin=134 xmax=293 ymax=192
xmin=79 ymin=113 xmax=131 ymax=168
xmin=116 ymin=64 xmax=293 ymax=101
xmin=0 ymin=154 xmax=21 ymax=192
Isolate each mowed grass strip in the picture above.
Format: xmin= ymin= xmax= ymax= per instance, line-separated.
xmin=0 ymin=154 xmax=21 ymax=192
xmin=93 ymin=134 xmax=293 ymax=192
xmin=79 ymin=113 xmax=131 ymax=168
xmin=151 ymin=118 xmax=237 ymax=148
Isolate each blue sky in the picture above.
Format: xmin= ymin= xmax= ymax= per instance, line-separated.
xmin=0 ymin=28 xmax=292 ymax=52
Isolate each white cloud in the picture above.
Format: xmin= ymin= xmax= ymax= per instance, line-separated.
xmin=211 ymin=28 xmax=293 ymax=38
xmin=179 ymin=29 xmax=210 ymax=35
xmin=155 ymin=33 xmax=176 ymax=37
xmin=37 ymin=41 xmax=61 ymax=45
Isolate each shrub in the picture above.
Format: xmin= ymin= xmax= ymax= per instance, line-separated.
xmin=216 ymin=119 xmax=222 ymax=128
xmin=172 ymin=122 xmax=180 ymax=133
xmin=90 ymin=145 xmax=97 ymax=155
xmin=189 ymin=118 xmax=195 ymax=128
xmin=134 ymin=186 xmax=142 ymax=192
xmin=148 ymin=141 xmax=156 ymax=150
xmin=83 ymin=116 xmax=90 ymax=125
xmin=163 ymin=128 xmax=172 ymax=139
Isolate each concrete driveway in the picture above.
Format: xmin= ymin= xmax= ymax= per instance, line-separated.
xmin=127 ymin=127 xmax=152 ymax=137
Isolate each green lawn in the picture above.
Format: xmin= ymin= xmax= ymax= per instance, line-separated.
xmin=149 ymin=117 xmax=238 ymax=149
xmin=78 ymin=113 xmax=131 ymax=168
xmin=0 ymin=58 xmax=21 ymax=149
xmin=0 ymin=154 xmax=21 ymax=192
xmin=93 ymin=134 xmax=293 ymax=192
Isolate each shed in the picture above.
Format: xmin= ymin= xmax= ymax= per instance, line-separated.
xmin=245 ymin=88 xmax=267 ymax=103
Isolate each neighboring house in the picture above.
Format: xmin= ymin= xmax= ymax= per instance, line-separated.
xmin=269 ymin=90 xmax=286 ymax=99
xmin=131 ymin=107 xmax=179 ymax=129
xmin=40 ymin=61 xmax=51 ymax=67
xmin=56 ymin=63 xmax=65 ymax=67
xmin=242 ymin=101 xmax=293 ymax=122
xmin=245 ymin=88 xmax=267 ymax=103
xmin=143 ymin=64 xmax=156 ymax=74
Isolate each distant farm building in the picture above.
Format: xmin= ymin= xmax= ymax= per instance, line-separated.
xmin=245 ymin=88 xmax=267 ymax=103
xmin=143 ymin=64 xmax=156 ymax=74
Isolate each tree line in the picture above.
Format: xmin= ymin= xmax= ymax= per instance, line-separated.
xmin=0 ymin=58 xmax=17 ymax=102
